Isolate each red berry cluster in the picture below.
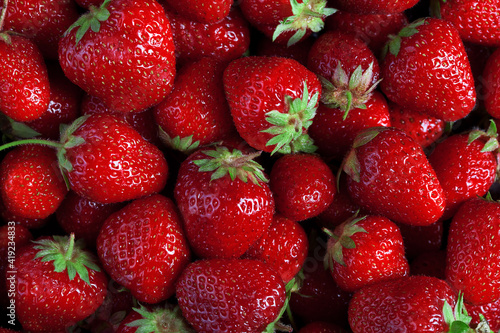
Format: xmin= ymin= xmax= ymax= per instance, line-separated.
xmin=1 ymin=0 xmax=500 ymax=332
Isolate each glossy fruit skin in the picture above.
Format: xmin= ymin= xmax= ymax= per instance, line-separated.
xmin=348 ymin=275 xmax=456 ymax=332
xmin=97 ymin=194 xmax=191 ymax=304
xmin=65 ymin=114 xmax=168 ymax=204
xmin=328 ymin=215 xmax=409 ymax=292
xmin=270 ymin=153 xmax=335 ymax=221
xmin=381 ymin=18 xmax=476 ymax=122
xmin=174 ymin=148 xmax=274 ymax=259
xmin=176 ymin=259 xmax=286 ymax=333
xmin=440 ymin=0 xmax=500 ymax=47
xmin=329 ymin=0 xmax=419 ymax=14
xmin=428 ymin=134 xmax=497 ymax=221
xmin=309 ymin=91 xmax=391 ymax=161
xmin=483 ymin=47 xmax=500 ymax=118
xmin=239 ymin=0 xmax=292 ymax=26
xmin=13 ymin=237 xmax=108 ymax=332
xmin=163 ymin=0 xmax=232 ymax=24
xmin=0 ymin=145 xmax=68 ymax=219
xmin=223 ymin=56 xmax=321 ymax=153
xmin=243 ymin=214 xmax=309 ymax=283
xmin=0 ymin=196 xmax=49 ymax=229
xmin=446 ymin=197 xmax=500 ymax=305
xmin=58 ymin=0 xmax=176 ymax=113
xmin=466 ymin=297 xmax=500 ymax=332
xmin=0 ymin=35 xmax=50 ymax=122
xmin=345 ymin=127 xmax=445 ymax=226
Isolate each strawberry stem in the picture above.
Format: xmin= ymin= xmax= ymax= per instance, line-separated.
xmin=64 ymin=233 xmax=76 ymax=262
xmin=0 ymin=138 xmax=62 ymax=152
xmin=0 ymin=0 xmax=9 ymax=32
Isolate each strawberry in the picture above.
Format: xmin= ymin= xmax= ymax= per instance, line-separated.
xmin=381 ymin=18 xmax=476 ymax=122
xmin=438 ymin=0 xmax=500 ymax=47
xmin=389 ymin=103 xmax=445 ymax=148
xmin=428 ymin=122 xmax=499 ymax=221
xmin=165 ymin=6 xmax=251 ymax=65
xmin=342 ymin=127 xmax=445 ymax=226
xmin=10 ymin=234 xmax=108 ymax=332
xmin=243 ymin=214 xmax=309 ymax=283
xmin=239 ymin=0 xmax=336 ymax=46
xmin=0 ymin=196 xmax=49 ymax=229
xmin=0 ymin=145 xmax=68 ymax=219
xmin=324 ymin=213 xmax=409 ymax=292
xmin=223 ymin=56 xmax=321 ymax=154
xmin=269 ymin=153 xmax=336 ymax=221
xmin=348 ymin=275 xmax=457 ymax=332
xmin=174 ymin=146 xmax=274 ymax=258
xmin=466 ymin=297 xmax=500 ymax=332
xmin=298 ymin=322 xmax=349 ymax=333
xmin=329 ymin=0 xmax=419 ymax=14
xmin=0 ymin=33 xmax=50 ymax=122
xmin=58 ymin=0 xmax=176 ymax=113
xmin=175 ymin=258 xmax=286 ymax=333
xmin=2 ymin=0 xmax=79 ymax=59
xmin=162 ymin=0 xmax=232 ymax=24
xmin=153 ymin=57 xmax=236 ymax=154
xmin=97 ymin=194 xmax=191 ymax=304
xmin=116 ymin=304 xmax=195 ymax=333
xmin=446 ymin=195 xmax=500 ymax=305
xmin=482 ymin=47 xmax=500 ymax=119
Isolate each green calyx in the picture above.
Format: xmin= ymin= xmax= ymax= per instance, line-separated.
xmin=158 ymin=127 xmax=201 ymax=154
xmin=443 ymin=292 xmax=494 ymax=333
xmin=0 ymin=0 xmax=9 ymax=37
xmin=382 ymin=18 xmax=427 ymax=58
xmin=273 ymin=0 xmax=337 ymax=47
xmin=0 ymin=115 xmax=41 ymax=139
xmin=323 ymin=212 xmax=368 ymax=268
xmin=64 ymin=0 xmax=112 ymax=44
xmin=319 ymin=62 xmax=381 ymax=120
xmin=127 ymin=305 xmax=195 ymax=333
xmin=468 ymin=119 xmax=499 ymax=153
xmin=33 ymin=233 xmax=101 ymax=286
xmin=193 ymin=146 xmax=268 ymax=186
xmin=261 ymin=81 xmax=319 ymax=155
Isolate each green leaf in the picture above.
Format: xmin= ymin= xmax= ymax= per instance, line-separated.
xmin=8 ymin=118 xmax=41 ymax=139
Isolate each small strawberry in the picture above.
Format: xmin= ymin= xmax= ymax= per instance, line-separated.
xmin=381 ymin=18 xmax=476 ymax=122
xmin=324 ymin=213 xmax=409 ymax=292
xmin=0 ymin=145 xmax=68 ymax=219
xmin=11 ymin=234 xmax=108 ymax=332
xmin=224 ymin=56 xmax=321 ymax=154
xmin=174 ymin=146 xmax=274 ymax=258
xmin=446 ymin=194 xmax=500 ymax=306
xmin=162 ymin=0 xmax=232 ymax=24
xmin=348 ymin=275 xmax=457 ymax=332
xmin=97 ymin=194 xmax=191 ymax=304
xmin=342 ymin=127 xmax=445 ymax=226
xmin=176 ymin=258 xmax=287 ymax=333
xmin=154 ymin=57 xmax=236 ymax=154
xmin=482 ymin=47 xmax=500 ymax=119
xmin=58 ymin=0 xmax=176 ymax=113
xmin=269 ymin=153 xmax=336 ymax=221
xmin=243 ymin=214 xmax=309 ymax=283
xmin=428 ymin=121 xmax=499 ymax=220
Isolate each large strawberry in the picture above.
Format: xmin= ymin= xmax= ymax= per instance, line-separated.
xmin=342 ymin=127 xmax=445 ymax=226
xmin=176 ymin=258 xmax=286 ymax=333
xmin=223 ymin=56 xmax=321 ymax=155
xmin=10 ymin=234 xmax=108 ymax=332
xmin=58 ymin=0 xmax=176 ymax=113
xmin=174 ymin=145 xmax=275 ymax=258
xmin=380 ymin=18 xmax=476 ymax=122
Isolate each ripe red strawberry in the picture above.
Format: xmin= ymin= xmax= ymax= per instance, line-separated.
xmin=348 ymin=275 xmax=457 ymax=332
xmin=331 ymin=0 xmax=419 ymax=14
xmin=298 ymin=322 xmax=349 ymax=333
xmin=223 ymin=56 xmax=321 ymax=154
xmin=342 ymin=127 xmax=445 ymax=226
xmin=243 ymin=214 xmax=309 ymax=283
xmin=0 ymin=195 xmax=49 ymax=229
xmin=446 ymin=195 xmax=500 ymax=305
xmin=174 ymin=146 xmax=274 ymax=258
xmin=381 ymin=18 xmax=476 ymax=122
xmin=428 ymin=122 xmax=498 ymax=221
xmin=239 ymin=0 xmax=336 ymax=46
xmin=0 ymin=145 xmax=68 ymax=219
xmin=269 ymin=153 xmax=336 ymax=221
xmin=176 ymin=258 xmax=286 ymax=333
xmin=0 ymin=34 xmax=50 ymax=122
xmin=10 ymin=234 xmax=108 ymax=332
xmin=153 ymin=57 xmax=236 ymax=153
xmin=162 ymin=0 xmax=232 ymax=24
xmin=439 ymin=0 xmax=500 ymax=47
xmin=324 ymin=214 xmax=409 ymax=292
xmin=482 ymin=47 xmax=500 ymax=119
xmin=115 ymin=305 xmax=194 ymax=333
xmin=97 ymin=194 xmax=191 ymax=304
xmin=2 ymin=0 xmax=79 ymax=59
xmin=58 ymin=0 xmax=176 ymax=113
xmin=389 ymin=103 xmax=445 ymax=148
xmin=466 ymin=297 xmax=500 ymax=332
xmin=165 ymin=6 xmax=250 ymax=65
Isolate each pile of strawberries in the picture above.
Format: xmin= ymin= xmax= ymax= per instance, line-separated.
xmin=1 ymin=0 xmax=500 ymax=332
